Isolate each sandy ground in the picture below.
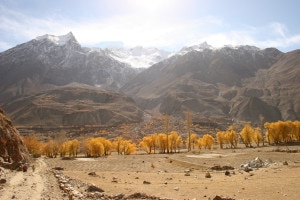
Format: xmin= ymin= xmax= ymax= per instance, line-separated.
xmin=1 ymin=145 xmax=300 ymax=200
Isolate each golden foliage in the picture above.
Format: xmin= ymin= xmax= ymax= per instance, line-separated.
xmin=42 ymin=140 xmax=60 ymax=158
xmin=186 ymin=133 xmax=198 ymax=150
xmin=265 ymin=121 xmax=300 ymax=144
xmin=158 ymin=133 xmax=167 ymax=153
xmin=112 ymin=137 xmax=124 ymax=155
xmin=139 ymin=135 xmax=153 ymax=154
xmin=226 ymin=126 xmax=238 ymax=148
xmin=253 ymin=128 xmax=263 ymax=146
xmin=122 ymin=140 xmax=137 ymax=155
xmin=112 ymin=137 xmax=137 ymax=155
xmin=201 ymin=134 xmax=215 ymax=149
xmin=168 ymin=131 xmax=182 ymax=153
xmin=216 ymin=131 xmax=226 ymax=149
xmin=240 ymin=123 xmax=254 ymax=147
xmin=22 ymin=136 xmax=42 ymax=154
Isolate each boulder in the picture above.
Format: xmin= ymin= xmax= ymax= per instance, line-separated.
xmin=0 ymin=109 xmax=29 ymax=165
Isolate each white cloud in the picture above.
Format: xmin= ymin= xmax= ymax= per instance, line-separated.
xmin=270 ymin=22 xmax=288 ymax=38
xmin=0 ymin=4 xmax=299 ymax=52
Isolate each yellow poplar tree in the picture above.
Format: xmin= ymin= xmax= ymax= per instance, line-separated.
xmin=201 ymin=134 xmax=215 ymax=149
xmin=112 ymin=137 xmax=124 ymax=155
xmin=158 ymin=133 xmax=167 ymax=153
xmin=216 ymin=131 xmax=226 ymax=149
xmin=139 ymin=136 xmax=152 ymax=154
xmin=253 ymin=127 xmax=263 ymax=147
xmin=197 ymin=138 xmax=203 ymax=150
xmin=186 ymin=133 xmax=198 ymax=150
xmin=240 ymin=123 xmax=254 ymax=147
xmin=226 ymin=126 xmax=238 ymax=148
xmin=168 ymin=131 xmax=182 ymax=153
xmin=23 ymin=136 xmax=42 ymax=155
xmin=122 ymin=140 xmax=137 ymax=155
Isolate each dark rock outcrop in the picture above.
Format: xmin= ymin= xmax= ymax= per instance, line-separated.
xmin=0 ymin=109 xmax=29 ymax=164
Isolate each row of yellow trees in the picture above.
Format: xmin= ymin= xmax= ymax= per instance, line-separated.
xmin=265 ymin=121 xmax=300 ymax=144
xmin=23 ymin=120 xmax=300 ymax=157
xmin=217 ymin=124 xmax=263 ymax=148
xmin=23 ymin=136 xmax=137 ymax=158
xmin=216 ymin=121 xmax=300 ymax=148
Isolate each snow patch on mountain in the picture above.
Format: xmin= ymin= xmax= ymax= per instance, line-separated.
xmin=105 ymin=46 xmax=171 ymax=68
xmin=36 ymin=32 xmax=77 ymax=46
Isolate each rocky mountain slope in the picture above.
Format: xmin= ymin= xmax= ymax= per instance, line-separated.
xmin=2 ymin=84 xmax=143 ymax=127
xmin=244 ymin=50 xmax=300 ymax=121
xmin=0 ymin=109 xmax=29 ymax=163
xmin=121 ymin=45 xmax=299 ymax=123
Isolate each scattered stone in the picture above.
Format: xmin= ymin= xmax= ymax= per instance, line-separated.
xmin=205 ymin=172 xmax=211 ymax=178
xmin=283 ymin=161 xmax=288 ymax=165
xmin=185 ymin=172 xmax=191 ymax=176
xmin=126 ymin=192 xmax=159 ymax=199
xmin=213 ymin=195 xmax=235 ymax=200
xmin=211 ymin=165 xmax=234 ymax=171
xmin=87 ymin=185 xmax=104 ymax=192
xmin=143 ymin=180 xmax=151 ymax=184
xmin=52 ymin=167 xmax=64 ymax=170
xmin=240 ymin=157 xmax=270 ymax=171
xmin=225 ymin=171 xmax=230 ymax=176
xmin=243 ymin=167 xmax=253 ymax=173
xmin=112 ymin=179 xmax=118 ymax=183
xmin=174 ymin=186 xmax=179 ymax=191
xmin=0 ymin=178 xmax=6 ymax=184
xmin=88 ymin=172 xmax=96 ymax=176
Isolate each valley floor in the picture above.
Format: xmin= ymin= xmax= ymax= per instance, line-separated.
xmin=1 ymin=145 xmax=300 ymax=200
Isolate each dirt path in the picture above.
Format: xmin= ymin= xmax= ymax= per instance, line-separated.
xmin=0 ymin=158 xmax=68 ymax=200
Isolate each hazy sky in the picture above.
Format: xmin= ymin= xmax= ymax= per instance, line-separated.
xmin=1 ymin=0 xmax=300 ymax=52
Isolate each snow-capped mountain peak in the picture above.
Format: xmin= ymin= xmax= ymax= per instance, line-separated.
xmin=105 ymin=46 xmax=171 ymax=68
xmin=36 ymin=32 xmax=77 ymax=46
xmin=179 ymin=42 xmax=213 ymax=54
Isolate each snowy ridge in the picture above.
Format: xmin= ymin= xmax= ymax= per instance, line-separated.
xmin=36 ymin=32 xmax=77 ymax=46
xmin=176 ymin=42 xmax=262 ymax=56
xmin=105 ymin=46 xmax=171 ymax=68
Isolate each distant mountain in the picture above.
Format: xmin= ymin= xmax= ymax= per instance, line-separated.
xmin=1 ymin=33 xmax=299 ymax=127
xmin=0 ymin=32 xmax=140 ymax=103
xmin=0 ymin=33 xmax=148 ymax=126
xmin=120 ymin=45 xmax=300 ymax=123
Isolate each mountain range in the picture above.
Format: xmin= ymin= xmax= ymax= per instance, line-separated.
xmin=0 ymin=32 xmax=299 ymax=127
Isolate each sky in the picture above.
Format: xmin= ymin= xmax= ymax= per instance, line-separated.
xmin=0 ymin=0 xmax=300 ymax=52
